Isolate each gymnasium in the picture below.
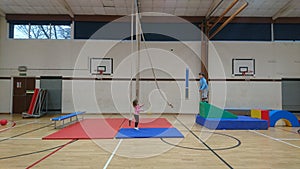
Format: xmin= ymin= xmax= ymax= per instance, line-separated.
xmin=0 ymin=0 xmax=300 ymax=168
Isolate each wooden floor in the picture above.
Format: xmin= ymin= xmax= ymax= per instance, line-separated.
xmin=0 ymin=114 xmax=300 ymax=169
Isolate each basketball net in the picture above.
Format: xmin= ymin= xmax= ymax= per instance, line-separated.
xmin=97 ymin=70 xmax=104 ymax=80
xmin=241 ymin=71 xmax=253 ymax=81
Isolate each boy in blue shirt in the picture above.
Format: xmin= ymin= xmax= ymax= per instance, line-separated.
xmin=199 ymin=73 xmax=208 ymax=102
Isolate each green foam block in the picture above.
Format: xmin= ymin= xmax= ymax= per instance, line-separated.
xmin=199 ymin=102 xmax=237 ymax=119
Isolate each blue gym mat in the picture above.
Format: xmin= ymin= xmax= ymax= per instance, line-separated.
xmin=115 ymin=128 xmax=184 ymax=139
xmin=196 ymin=115 xmax=268 ymax=130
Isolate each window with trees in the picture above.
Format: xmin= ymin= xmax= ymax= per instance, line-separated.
xmin=9 ymin=21 xmax=71 ymax=39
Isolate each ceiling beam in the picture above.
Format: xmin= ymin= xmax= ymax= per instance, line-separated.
xmin=136 ymin=0 xmax=141 ymax=13
xmin=209 ymin=0 xmax=239 ymax=31
xmin=74 ymin=15 xmax=204 ymax=23
xmin=6 ymin=14 xmax=72 ymax=21
xmin=272 ymin=0 xmax=296 ymax=20
xmin=209 ymin=1 xmax=248 ymax=39
xmin=0 ymin=8 xmax=5 ymax=17
xmin=56 ymin=0 xmax=74 ymax=18
xmin=206 ymin=0 xmax=224 ymax=19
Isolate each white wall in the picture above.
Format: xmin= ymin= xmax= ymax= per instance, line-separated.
xmin=209 ymin=41 xmax=300 ymax=110
xmin=1 ymin=16 xmax=300 ymax=113
xmin=0 ymin=16 xmax=201 ymax=114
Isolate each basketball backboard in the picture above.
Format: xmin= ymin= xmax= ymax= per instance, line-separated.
xmin=89 ymin=58 xmax=113 ymax=75
xmin=232 ymin=58 xmax=255 ymax=76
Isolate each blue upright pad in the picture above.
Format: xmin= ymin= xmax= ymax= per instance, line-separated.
xmin=116 ymin=128 xmax=184 ymax=139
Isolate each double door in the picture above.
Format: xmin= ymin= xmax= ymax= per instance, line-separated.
xmin=282 ymin=79 xmax=300 ymax=112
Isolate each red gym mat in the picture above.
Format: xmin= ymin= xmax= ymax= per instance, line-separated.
xmin=43 ymin=118 xmax=126 ymax=140
xmin=27 ymin=89 xmax=39 ymax=115
xmin=121 ymin=118 xmax=173 ymax=128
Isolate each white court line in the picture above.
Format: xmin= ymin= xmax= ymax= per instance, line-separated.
xmin=0 ymin=137 xmax=41 ymax=140
xmin=249 ymin=130 xmax=300 ymax=149
xmin=277 ymin=138 xmax=300 ymax=141
xmin=0 ymin=128 xmax=10 ymax=132
xmin=103 ymin=139 xmax=123 ymax=169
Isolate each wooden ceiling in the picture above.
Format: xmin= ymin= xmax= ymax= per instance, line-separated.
xmin=0 ymin=0 xmax=299 ymax=19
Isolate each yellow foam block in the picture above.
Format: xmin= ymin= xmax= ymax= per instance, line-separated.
xmin=251 ymin=109 xmax=261 ymax=119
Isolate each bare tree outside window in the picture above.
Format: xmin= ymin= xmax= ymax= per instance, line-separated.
xmin=14 ymin=25 xmax=29 ymax=39
xmin=30 ymin=25 xmax=50 ymax=39
xmin=13 ymin=24 xmax=71 ymax=39
xmin=51 ymin=25 xmax=71 ymax=39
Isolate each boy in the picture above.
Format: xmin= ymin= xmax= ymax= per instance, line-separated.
xmin=199 ymin=73 xmax=208 ymax=102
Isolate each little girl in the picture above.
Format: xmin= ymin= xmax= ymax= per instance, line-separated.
xmin=132 ymin=99 xmax=143 ymax=130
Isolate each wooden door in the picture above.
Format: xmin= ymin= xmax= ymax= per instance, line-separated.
xmin=12 ymin=77 xmax=35 ymax=114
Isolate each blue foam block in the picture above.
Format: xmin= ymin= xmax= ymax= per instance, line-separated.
xmin=269 ymin=110 xmax=300 ymax=127
xmin=196 ymin=115 xmax=268 ymax=130
xmin=116 ymin=128 xmax=184 ymax=139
